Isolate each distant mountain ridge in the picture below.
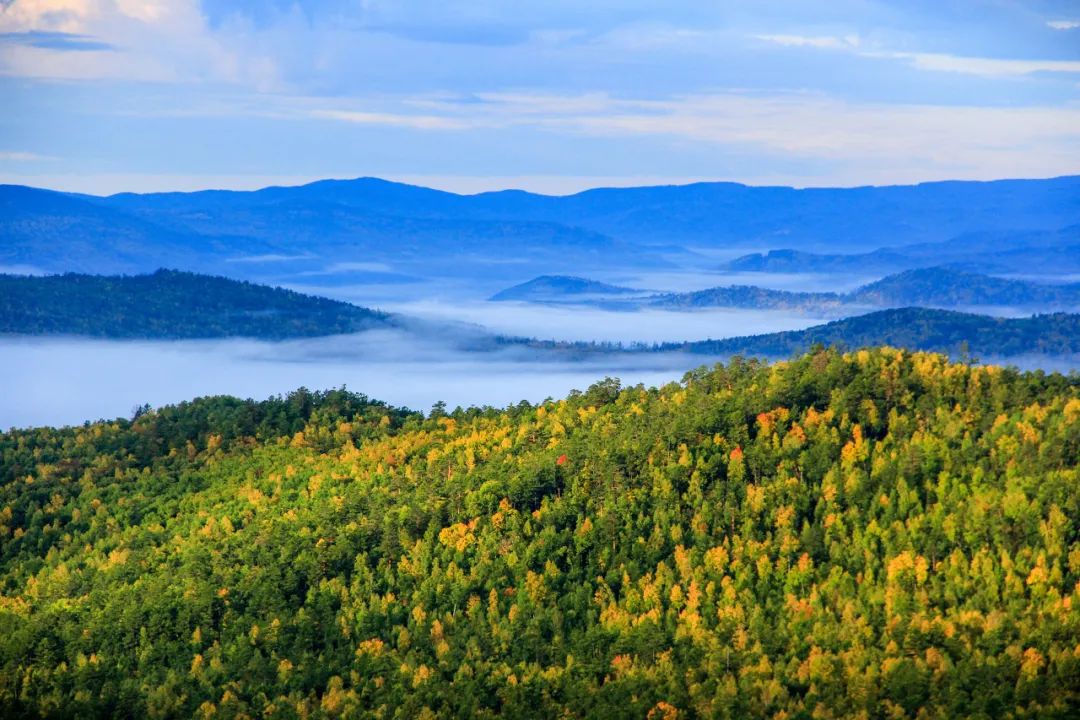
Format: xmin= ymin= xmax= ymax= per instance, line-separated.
xmin=496 ymin=267 xmax=1080 ymax=313
xmin=0 ymin=269 xmax=393 ymax=339
xmin=723 ymin=224 xmax=1080 ymax=276
xmin=4 ymin=175 xmax=1080 ymax=280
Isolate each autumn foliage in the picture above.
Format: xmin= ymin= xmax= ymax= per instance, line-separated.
xmin=1 ymin=349 xmax=1079 ymax=717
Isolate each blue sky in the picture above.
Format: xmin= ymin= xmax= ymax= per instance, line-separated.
xmin=1 ymin=0 xmax=1078 ymax=194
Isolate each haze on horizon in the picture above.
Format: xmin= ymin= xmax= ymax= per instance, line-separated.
xmin=2 ymin=0 xmax=1079 ymax=195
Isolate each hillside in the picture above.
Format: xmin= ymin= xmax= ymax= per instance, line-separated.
xmin=649 ymin=285 xmax=845 ymax=312
xmin=723 ymin=248 xmax=915 ymax=274
xmin=0 ymin=185 xmax=273 ymax=275
xmin=677 ymin=307 xmax=1080 ymax=358
xmin=851 ymin=267 xmax=1080 ymax=308
xmin=1 ymin=349 xmax=1079 ymax=717
xmin=0 ymin=270 xmax=393 ymax=339
xmin=671 ymin=267 xmax=1080 ymax=312
xmin=490 ymin=275 xmax=644 ymax=302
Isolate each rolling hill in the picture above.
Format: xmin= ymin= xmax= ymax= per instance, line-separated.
xmin=850 ymin=267 xmax=1080 ymax=308
xmin=674 ymin=307 xmax=1080 ymax=358
xmin=0 ymin=269 xmax=393 ymax=339
xmin=497 ymin=267 xmax=1080 ymax=313
xmin=1 ymin=350 xmax=1078 ymax=716
xmin=489 ymin=275 xmax=645 ymax=302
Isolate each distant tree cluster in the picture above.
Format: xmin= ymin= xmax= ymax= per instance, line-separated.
xmin=1 ymin=349 xmax=1079 ymax=717
xmin=0 ymin=269 xmax=392 ymax=339
xmin=676 ymin=308 xmax=1080 ymax=358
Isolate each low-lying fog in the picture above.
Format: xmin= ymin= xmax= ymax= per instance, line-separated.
xmin=1 ymin=330 xmax=723 ymax=430
xmin=383 ymin=302 xmax=834 ymax=343
xmin=4 ymin=266 xmax=858 ymax=429
xmin=8 ymin=265 xmax=1075 ymax=431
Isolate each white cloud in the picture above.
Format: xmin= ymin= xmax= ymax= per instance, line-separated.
xmin=300 ymin=89 xmax=1080 ymax=184
xmin=0 ymin=0 xmax=94 ymax=33
xmin=0 ymin=0 xmax=283 ymax=88
xmin=755 ymin=33 xmax=857 ymax=50
xmin=894 ymin=52 xmax=1080 ymax=77
xmin=309 ymin=109 xmax=470 ymax=130
xmin=0 ymin=172 xmax=336 ymax=194
xmin=1047 ymin=20 xmax=1080 ymax=30
xmin=320 ymin=262 xmax=395 ymax=274
xmin=756 ymin=29 xmax=1080 ymax=77
xmin=0 ymin=150 xmax=52 ymax=161
xmin=225 ymin=254 xmax=315 ymax=264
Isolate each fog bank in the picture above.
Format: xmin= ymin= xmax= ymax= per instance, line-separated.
xmin=0 ymin=333 xmax=713 ymax=430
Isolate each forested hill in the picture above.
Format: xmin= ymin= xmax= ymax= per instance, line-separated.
xmin=2 ymin=349 xmax=1080 ymax=717
xmin=851 ymin=267 xmax=1080 ymax=308
xmin=490 ymin=275 xmax=643 ymax=301
xmin=0 ymin=269 xmax=393 ymax=339
xmin=676 ymin=308 xmax=1080 ymax=358
xmin=495 ymin=267 xmax=1080 ymax=313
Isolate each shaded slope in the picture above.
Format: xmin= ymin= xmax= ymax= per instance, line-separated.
xmin=677 ymin=307 xmax=1080 ymax=357
xmin=0 ymin=269 xmax=392 ymax=339
xmin=852 ymin=267 xmax=1080 ymax=307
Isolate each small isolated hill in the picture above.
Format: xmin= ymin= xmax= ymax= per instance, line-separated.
xmin=489 ymin=275 xmax=644 ymax=301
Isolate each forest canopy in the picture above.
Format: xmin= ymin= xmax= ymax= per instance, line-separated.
xmin=1 ymin=349 xmax=1079 ymax=717
xmin=0 ymin=270 xmax=392 ymax=339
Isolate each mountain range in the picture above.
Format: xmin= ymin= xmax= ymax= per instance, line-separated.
xmin=4 ymin=175 xmax=1080 ymax=282
xmin=495 ymin=267 xmax=1080 ymax=313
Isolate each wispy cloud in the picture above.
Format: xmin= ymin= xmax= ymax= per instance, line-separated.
xmin=756 ymin=32 xmax=1080 ymax=77
xmin=2 ymin=2 xmax=1078 ymax=192
xmin=891 ymin=52 xmax=1080 ymax=77
xmin=0 ymin=150 xmax=52 ymax=161
xmin=755 ymin=34 xmax=859 ymax=50
xmin=0 ymin=30 xmax=113 ymax=51
xmin=309 ymin=109 xmax=470 ymax=130
xmin=298 ymin=262 xmax=397 ymax=276
xmin=225 ymin=254 xmax=315 ymax=264
xmin=300 ymin=89 xmax=1080 ymax=182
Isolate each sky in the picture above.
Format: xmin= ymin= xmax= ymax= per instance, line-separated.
xmin=1 ymin=0 xmax=1079 ymax=195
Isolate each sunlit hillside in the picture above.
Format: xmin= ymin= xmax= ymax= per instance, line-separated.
xmin=2 ymin=349 xmax=1078 ymax=717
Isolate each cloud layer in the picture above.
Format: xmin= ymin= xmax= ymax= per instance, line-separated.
xmin=1 ymin=0 xmax=1078 ymax=192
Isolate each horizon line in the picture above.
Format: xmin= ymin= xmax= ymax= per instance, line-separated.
xmin=2 ymin=172 xmax=1079 ymax=199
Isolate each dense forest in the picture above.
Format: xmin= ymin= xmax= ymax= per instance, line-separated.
xmin=0 ymin=270 xmax=392 ymax=339
xmin=851 ymin=268 xmax=1080 ymax=309
xmin=2 ymin=348 xmax=1079 ymax=717
xmin=675 ymin=308 xmax=1080 ymax=359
